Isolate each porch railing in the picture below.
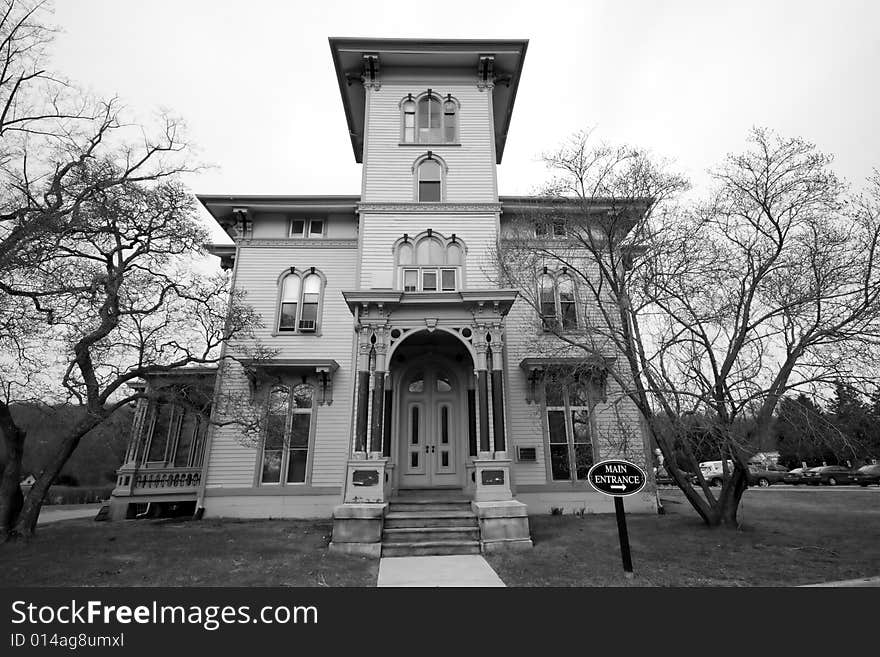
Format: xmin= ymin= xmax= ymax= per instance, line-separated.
xmin=133 ymin=467 xmax=201 ymax=490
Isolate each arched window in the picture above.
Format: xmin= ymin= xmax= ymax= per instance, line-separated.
xmin=277 ymin=269 xmax=325 ymax=333
xmin=539 ymin=273 xmax=557 ymax=329
xmin=401 ymin=93 xmax=458 ymax=144
xmin=443 ymin=97 xmax=457 ymax=142
xmin=418 ymin=95 xmax=442 ymax=142
xmin=402 ymin=97 xmax=416 ymax=143
xmin=260 ymin=384 xmax=314 ymax=485
xmin=396 ymin=231 xmax=465 ymax=292
xmin=538 ymin=270 xmax=580 ymax=331
xmin=557 ymin=274 xmax=578 ymax=330
xmin=417 ymin=158 xmax=442 ymax=202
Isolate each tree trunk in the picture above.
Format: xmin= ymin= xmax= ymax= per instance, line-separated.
xmin=0 ymin=401 xmax=26 ymax=541
xmin=11 ymin=413 xmax=104 ymax=538
xmin=717 ymin=465 xmax=748 ymax=527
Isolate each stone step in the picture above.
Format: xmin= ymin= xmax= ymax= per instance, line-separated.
xmin=388 ymin=501 xmax=473 ymax=513
xmin=381 ymin=540 xmax=481 ymax=557
xmin=385 ymin=511 xmax=478 ymax=529
xmin=383 ymin=526 xmax=481 ymax=543
xmin=394 ymin=488 xmax=469 ymax=500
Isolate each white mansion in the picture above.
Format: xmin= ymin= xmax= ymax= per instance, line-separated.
xmin=109 ymin=38 xmax=655 ymax=556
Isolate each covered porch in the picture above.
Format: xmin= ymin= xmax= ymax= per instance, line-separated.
xmin=329 ymin=289 xmax=533 ymax=555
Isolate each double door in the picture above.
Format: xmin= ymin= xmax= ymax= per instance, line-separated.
xmin=399 ymin=367 xmax=461 ymax=488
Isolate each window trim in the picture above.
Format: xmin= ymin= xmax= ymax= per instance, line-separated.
xmin=257 ymin=383 xmax=317 ymax=487
xmin=274 ymin=267 xmax=327 ymax=336
xmin=400 ymin=92 xmax=459 ymax=145
xmin=541 ymin=381 xmax=596 ymax=483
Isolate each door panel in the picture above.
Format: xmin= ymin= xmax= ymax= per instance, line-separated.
xmin=404 ymin=402 xmax=425 ymax=475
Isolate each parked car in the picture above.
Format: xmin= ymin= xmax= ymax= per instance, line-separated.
xmin=654 ymin=467 xmax=693 ymax=486
xmin=853 ymin=464 xmax=880 ymax=486
xmin=783 ymin=467 xmax=811 ymax=485
xmin=802 ymin=465 xmax=859 ymax=486
xmin=696 ymin=460 xmax=735 ymax=487
xmin=747 ymin=464 xmax=788 ymax=487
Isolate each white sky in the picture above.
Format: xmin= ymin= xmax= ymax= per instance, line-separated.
xmin=51 ymin=0 xmax=880 ymax=245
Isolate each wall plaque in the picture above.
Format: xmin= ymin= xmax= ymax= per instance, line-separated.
xmin=481 ymin=469 xmax=505 ymax=486
xmin=352 ymin=470 xmax=379 ymax=487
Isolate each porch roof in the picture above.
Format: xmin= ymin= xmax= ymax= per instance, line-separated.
xmin=519 ymin=356 xmax=615 ymax=373
xmin=341 ymin=289 xmax=519 ymax=317
xmin=239 ymin=358 xmax=339 ymax=373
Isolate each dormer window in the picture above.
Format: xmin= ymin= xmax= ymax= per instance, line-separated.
xmin=290 ymin=218 xmax=324 ymax=239
xmin=401 ymin=92 xmax=458 ymax=144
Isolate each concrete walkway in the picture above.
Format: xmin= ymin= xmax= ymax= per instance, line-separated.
xmin=377 ymin=554 xmax=506 ymax=587
xmin=800 ymin=575 xmax=880 ymax=587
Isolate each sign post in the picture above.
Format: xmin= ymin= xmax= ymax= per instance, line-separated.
xmin=587 ymin=459 xmax=647 ymax=579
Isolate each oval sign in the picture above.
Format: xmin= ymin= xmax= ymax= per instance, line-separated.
xmin=587 ymin=460 xmax=647 ymax=497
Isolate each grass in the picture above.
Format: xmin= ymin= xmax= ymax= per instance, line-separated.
xmin=2 ymin=488 xmax=878 ymax=587
xmin=0 ymin=517 xmax=378 ymax=587
xmin=485 ymin=488 xmax=880 ymax=586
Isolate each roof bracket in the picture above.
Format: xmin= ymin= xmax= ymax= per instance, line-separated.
xmin=477 ymin=55 xmax=495 ymax=90
xmin=361 ymin=53 xmax=381 ymax=90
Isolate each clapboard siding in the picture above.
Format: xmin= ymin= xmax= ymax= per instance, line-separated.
xmin=204 ymin=244 xmax=358 ymax=490
xmin=232 ymin=245 xmax=357 ymax=351
xmin=358 ymin=212 xmax=499 ymax=289
xmin=505 ymin=298 xmax=550 ymax=485
xmin=504 ymin=271 xmax=651 ymax=486
xmin=363 ymin=82 xmax=496 ymax=203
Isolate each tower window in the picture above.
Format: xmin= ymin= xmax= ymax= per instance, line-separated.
xmin=401 ymin=93 xmax=458 ymax=144
xmin=418 ymin=159 xmax=442 ymax=202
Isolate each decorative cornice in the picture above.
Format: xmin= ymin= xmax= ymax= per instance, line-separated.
xmin=238 ymin=238 xmax=358 ymax=248
xmin=357 ymin=202 xmax=502 ymax=214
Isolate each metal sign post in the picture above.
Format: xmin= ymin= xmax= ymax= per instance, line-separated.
xmin=587 ymin=459 xmax=647 ymax=579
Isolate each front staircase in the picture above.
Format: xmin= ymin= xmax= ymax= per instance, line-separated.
xmin=382 ymin=489 xmax=481 ymax=557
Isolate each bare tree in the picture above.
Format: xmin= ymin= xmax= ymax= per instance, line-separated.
xmin=0 ymin=167 xmax=261 ymax=538
xmin=495 ymin=128 xmax=880 ymax=527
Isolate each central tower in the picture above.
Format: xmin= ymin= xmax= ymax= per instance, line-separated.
xmin=328 ymin=39 xmax=533 ymax=555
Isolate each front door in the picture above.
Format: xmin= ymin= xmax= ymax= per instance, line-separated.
xmin=399 ymin=365 xmax=462 ymax=488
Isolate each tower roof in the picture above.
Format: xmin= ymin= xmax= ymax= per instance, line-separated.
xmin=329 ymin=37 xmax=529 ymax=164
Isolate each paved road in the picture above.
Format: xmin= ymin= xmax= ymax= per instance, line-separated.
xmin=658 ymin=484 xmax=880 ymax=492
xmin=36 ymin=503 xmax=101 ymax=525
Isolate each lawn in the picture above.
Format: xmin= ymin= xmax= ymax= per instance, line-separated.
xmin=2 ymin=489 xmax=878 ymax=587
xmin=0 ymin=517 xmax=378 ymax=587
xmin=486 ymin=488 xmax=880 ymax=586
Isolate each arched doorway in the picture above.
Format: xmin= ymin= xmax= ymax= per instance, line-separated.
xmin=390 ymin=330 xmax=475 ymax=490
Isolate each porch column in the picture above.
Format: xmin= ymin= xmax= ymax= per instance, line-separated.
xmin=369 ymin=332 xmax=388 ymax=455
xmin=489 ymin=326 xmax=506 ymax=455
xmin=474 ymin=326 xmax=491 ymax=455
xmin=353 ymin=326 xmax=372 ymax=454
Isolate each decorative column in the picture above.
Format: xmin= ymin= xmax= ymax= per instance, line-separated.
xmin=473 ymin=325 xmax=491 ymax=458
xmin=489 ymin=325 xmax=507 ymax=458
xmin=369 ymin=328 xmax=388 ymax=456
xmin=340 ymin=323 xmax=389 ymax=507
xmin=353 ymin=325 xmax=372 ymax=455
xmin=471 ymin=323 xmax=513 ymax=503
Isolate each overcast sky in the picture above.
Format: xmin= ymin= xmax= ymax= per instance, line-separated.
xmin=51 ymin=0 xmax=880 ymax=243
